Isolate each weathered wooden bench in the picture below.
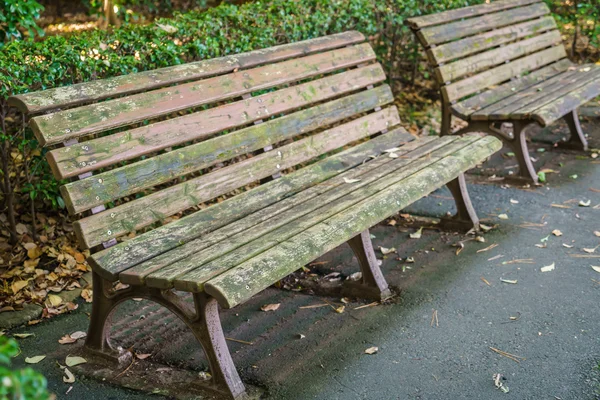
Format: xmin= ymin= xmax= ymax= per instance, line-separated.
xmin=8 ymin=32 xmax=500 ymax=398
xmin=407 ymin=0 xmax=600 ymax=183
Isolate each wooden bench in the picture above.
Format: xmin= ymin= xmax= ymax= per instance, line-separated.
xmin=8 ymin=32 xmax=501 ymax=399
xmin=407 ymin=0 xmax=600 ymax=183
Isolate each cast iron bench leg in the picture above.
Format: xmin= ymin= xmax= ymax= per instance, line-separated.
xmin=84 ymin=272 xmax=246 ymax=399
xmin=343 ymin=229 xmax=393 ymax=300
xmin=556 ymin=110 xmax=589 ymax=151
xmin=510 ymin=121 xmax=539 ymax=184
xmin=439 ymin=173 xmax=479 ymax=232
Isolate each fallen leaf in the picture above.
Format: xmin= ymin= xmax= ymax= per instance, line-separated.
xmin=70 ymin=331 xmax=87 ymax=340
xmin=510 ymin=199 xmax=519 ymax=204
xmin=563 ymin=244 xmax=574 ymax=248
xmin=13 ymin=333 xmax=34 ymax=339
xmin=11 ymin=280 xmax=29 ymax=294
xmin=383 ymin=147 xmax=401 ymax=153
xmin=81 ymin=288 xmax=93 ymax=303
xmin=364 ymin=347 xmax=378 ymax=355
xmin=261 ymin=303 xmax=280 ymax=312
xmin=500 ymin=279 xmax=518 ymax=284
xmin=47 ymin=294 xmax=62 ymax=307
xmin=409 ymin=227 xmax=423 ymax=239
xmin=388 ymin=153 xmax=399 ymax=159
xmin=136 ymin=353 xmax=151 ymax=360
xmin=477 ymin=243 xmax=498 ymax=253
xmin=480 ymin=277 xmax=491 ymax=286
xmin=343 ymin=177 xmax=361 ymax=184
xmin=387 ymin=219 xmax=396 ymax=226
xmin=540 ymin=263 xmax=555 ymax=272
xmin=63 ymin=368 xmax=75 ymax=383
xmin=65 ymin=356 xmax=87 ymax=367
xmin=334 ymin=305 xmax=345 ymax=314
xmin=25 ymin=355 xmax=46 ymax=364
xmin=579 ymin=200 xmax=591 ymax=207
xmin=591 ymin=266 xmax=600 ymax=273
xmin=27 ymin=245 xmax=43 ymax=260
xmin=498 ymin=214 xmax=508 ymax=220
xmin=59 ymin=335 xmax=77 ymax=345
xmin=552 ymin=229 xmax=562 ymax=237
xmin=594 ymin=231 xmax=600 ymax=237
xmin=156 ymin=23 xmax=178 ymax=33
xmin=480 ymin=224 xmax=493 ymax=232
xmin=583 ymin=245 xmax=599 ymax=254
xmin=379 ymin=246 xmax=396 ymax=255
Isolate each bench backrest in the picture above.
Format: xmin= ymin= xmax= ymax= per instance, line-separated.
xmin=9 ymin=32 xmax=404 ymax=250
xmin=407 ymin=0 xmax=568 ymax=104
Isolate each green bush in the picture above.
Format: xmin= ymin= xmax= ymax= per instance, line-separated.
xmin=0 ymin=0 xmax=45 ymax=46
xmin=0 ymin=336 xmax=51 ymax=400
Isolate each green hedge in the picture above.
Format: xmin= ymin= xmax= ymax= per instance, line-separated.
xmin=0 ymin=0 xmax=487 ymax=99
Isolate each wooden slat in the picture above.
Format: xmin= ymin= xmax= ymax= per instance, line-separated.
xmin=62 ymin=86 xmax=393 ymax=215
xmin=406 ymin=0 xmax=540 ymax=29
xmin=120 ymin=137 xmax=452 ymax=288
xmin=76 ymin=101 xmax=399 ymax=249
xmin=203 ymin=136 xmax=502 ymax=308
xmin=531 ymin=76 xmax=600 ymax=126
xmin=46 ymin=65 xmax=387 ymax=180
xmin=88 ymin=127 xmax=414 ymax=277
xmin=470 ymin=69 xmax=578 ymax=120
xmin=452 ymin=59 xmax=572 ymax=119
xmin=416 ymin=2 xmax=550 ymax=46
xmin=31 ymin=43 xmax=376 ymax=146
xmin=428 ymin=16 xmax=557 ymax=65
xmin=436 ymin=30 xmax=562 ymax=82
xmin=479 ymin=67 xmax=600 ymax=120
xmin=443 ymin=45 xmax=567 ymax=102
xmin=7 ymin=31 xmax=365 ymax=115
xmin=170 ymin=136 xmax=476 ymax=292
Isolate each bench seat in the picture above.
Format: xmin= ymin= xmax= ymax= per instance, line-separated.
xmin=455 ymin=63 xmax=600 ymax=127
xmin=9 ymin=31 xmax=501 ymax=399
xmin=90 ymin=133 xmax=498 ymax=309
xmin=408 ymin=0 xmax=599 ymax=183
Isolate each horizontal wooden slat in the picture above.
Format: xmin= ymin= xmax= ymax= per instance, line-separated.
xmin=428 ymin=16 xmax=557 ymax=65
xmin=120 ymin=137 xmax=451 ymax=288
xmin=31 ymin=43 xmax=376 ymax=146
xmin=7 ymin=31 xmax=365 ymax=114
xmin=204 ymin=136 xmax=502 ymax=308
xmin=531 ymin=76 xmax=600 ymax=126
xmin=62 ymin=86 xmax=393 ymax=215
xmin=168 ymin=136 xmax=473 ymax=292
xmin=77 ymin=102 xmax=399 ymax=249
xmin=406 ymin=0 xmax=540 ymax=29
xmin=477 ymin=67 xmax=600 ymax=120
xmin=87 ymin=128 xmax=414 ymax=276
xmin=452 ymin=59 xmax=572 ymax=119
xmin=119 ymin=137 xmax=454 ymax=288
xmin=436 ymin=30 xmax=562 ymax=82
xmin=443 ymin=45 xmax=567 ymax=102
xmin=417 ymin=2 xmax=550 ymax=46
xmin=47 ymin=65 xmax=387 ymax=179
xmin=470 ymin=69 xmax=578 ymax=120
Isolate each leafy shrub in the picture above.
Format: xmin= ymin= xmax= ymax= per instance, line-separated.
xmin=0 ymin=0 xmax=45 ymax=46
xmin=0 ymin=336 xmax=51 ymax=400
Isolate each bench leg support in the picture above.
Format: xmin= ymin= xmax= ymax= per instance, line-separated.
xmin=83 ymin=272 xmax=246 ymax=399
xmin=510 ymin=121 xmax=539 ymax=184
xmin=439 ymin=173 xmax=479 ymax=232
xmin=343 ymin=229 xmax=392 ymax=300
xmin=557 ymin=110 xmax=588 ymax=151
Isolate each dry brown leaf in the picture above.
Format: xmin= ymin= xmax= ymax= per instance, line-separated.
xmin=11 ymin=280 xmax=29 ymax=294
xmin=58 ymin=335 xmax=77 ymax=345
xmin=261 ymin=303 xmax=280 ymax=312
xmin=135 ymin=353 xmax=152 ymax=360
xmin=47 ymin=294 xmax=62 ymax=307
xmin=364 ymin=347 xmax=378 ymax=355
xmin=552 ymin=229 xmax=563 ymax=237
xmin=81 ymin=288 xmax=93 ymax=303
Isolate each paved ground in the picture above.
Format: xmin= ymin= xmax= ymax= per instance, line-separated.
xmin=7 ymin=120 xmax=600 ymax=399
